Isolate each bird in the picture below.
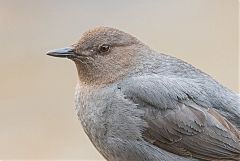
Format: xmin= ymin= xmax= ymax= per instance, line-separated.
xmin=47 ymin=27 xmax=240 ymax=161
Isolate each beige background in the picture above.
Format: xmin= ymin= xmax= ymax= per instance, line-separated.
xmin=0 ymin=0 xmax=239 ymax=160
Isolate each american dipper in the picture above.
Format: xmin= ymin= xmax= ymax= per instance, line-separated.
xmin=47 ymin=27 xmax=240 ymax=161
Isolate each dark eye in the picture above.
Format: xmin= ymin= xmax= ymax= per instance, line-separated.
xmin=98 ymin=44 xmax=110 ymax=53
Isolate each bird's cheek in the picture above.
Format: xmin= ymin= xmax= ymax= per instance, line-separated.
xmin=82 ymin=51 xmax=95 ymax=57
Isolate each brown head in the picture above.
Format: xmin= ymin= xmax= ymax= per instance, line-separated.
xmin=47 ymin=27 xmax=144 ymax=85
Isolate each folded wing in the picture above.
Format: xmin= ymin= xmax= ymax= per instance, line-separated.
xmin=118 ymin=75 xmax=240 ymax=160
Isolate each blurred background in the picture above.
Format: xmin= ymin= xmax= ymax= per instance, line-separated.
xmin=0 ymin=0 xmax=239 ymax=160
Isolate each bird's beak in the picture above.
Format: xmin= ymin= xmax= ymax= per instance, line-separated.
xmin=46 ymin=47 xmax=75 ymax=58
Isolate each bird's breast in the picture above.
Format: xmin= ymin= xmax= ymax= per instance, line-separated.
xmin=74 ymin=84 xmax=115 ymax=154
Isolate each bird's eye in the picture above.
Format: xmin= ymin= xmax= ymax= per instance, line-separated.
xmin=98 ymin=44 xmax=110 ymax=53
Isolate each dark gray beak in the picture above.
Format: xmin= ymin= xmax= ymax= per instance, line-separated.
xmin=46 ymin=47 xmax=75 ymax=58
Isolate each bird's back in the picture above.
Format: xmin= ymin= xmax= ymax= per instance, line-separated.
xmin=133 ymin=51 xmax=240 ymax=129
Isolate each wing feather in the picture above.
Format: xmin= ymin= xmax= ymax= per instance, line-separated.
xmin=118 ymin=75 xmax=240 ymax=160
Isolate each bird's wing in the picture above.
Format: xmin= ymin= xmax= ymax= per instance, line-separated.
xmin=118 ymin=75 xmax=240 ymax=161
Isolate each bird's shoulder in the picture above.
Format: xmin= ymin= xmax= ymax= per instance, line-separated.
xmin=118 ymin=74 xmax=211 ymax=109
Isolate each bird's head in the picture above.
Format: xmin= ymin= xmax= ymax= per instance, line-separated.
xmin=47 ymin=27 xmax=145 ymax=85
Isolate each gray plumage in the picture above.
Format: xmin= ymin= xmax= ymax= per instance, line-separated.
xmin=47 ymin=27 xmax=240 ymax=161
